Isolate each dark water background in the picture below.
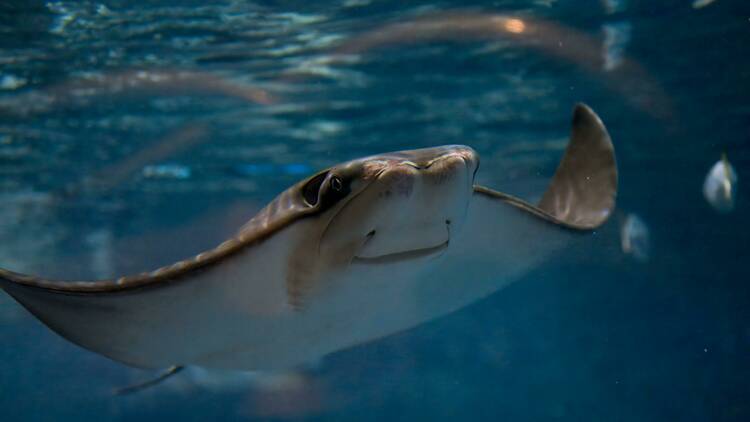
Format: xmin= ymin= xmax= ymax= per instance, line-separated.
xmin=0 ymin=0 xmax=749 ymax=420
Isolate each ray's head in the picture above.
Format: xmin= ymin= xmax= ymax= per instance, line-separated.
xmin=299 ymin=145 xmax=479 ymax=265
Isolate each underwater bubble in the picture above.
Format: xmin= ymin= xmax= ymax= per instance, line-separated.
xmin=621 ymin=213 xmax=650 ymax=262
xmin=703 ymin=154 xmax=737 ymax=213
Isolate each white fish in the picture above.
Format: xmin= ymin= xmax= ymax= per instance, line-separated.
xmin=602 ymin=22 xmax=632 ymax=71
xmin=0 ymin=104 xmax=617 ymax=371
xmin=693 ymin=0 xmax=717 ymax=9
xmin=621 ymin=213 xmax=650 ymax=262
xmin=703 ymin=153 xmax=737 ymax=213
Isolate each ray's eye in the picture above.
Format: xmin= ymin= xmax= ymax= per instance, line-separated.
xmin=330 ymin=176 xmax=343 ymax=192
xmin=302 ymin=171 xmax=328 ymax=206
xmin=301 ymin=172 xmax=349 ymax=208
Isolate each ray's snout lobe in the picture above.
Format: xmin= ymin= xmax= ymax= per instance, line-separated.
xmin=323 ymin=145 xmax=478 ymax=263
xmin=381 ymin=145 xmax=479 ymax=173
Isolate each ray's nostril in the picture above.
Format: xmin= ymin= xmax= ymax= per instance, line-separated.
xmin=445 ymin=220 xmax=451 ymax=225
xmin=367 ymin=230 xmax=376 ymax=238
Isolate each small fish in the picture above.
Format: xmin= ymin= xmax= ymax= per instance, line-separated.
xmin=703 ymin=153 xmax=737 ymax=213
xmin=621 ymin=213 xmax=650 ymax=262
xmin=693 ymin=0 xmax=717 ymax=9
xmin=602 ymin=22 xmax=632 ymax=72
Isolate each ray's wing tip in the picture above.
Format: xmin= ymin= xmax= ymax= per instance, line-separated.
xmin=573 ymin=102 xmax=592 ymax=117
xmin=572 ymin=103 xmax=610 ymax=142
xmin=574 ymin=103 xmax=617 ymax=227
xmin=531 ymin=103 xmax=618 ymax=229
xmin=573 ymin=102 xmax=594 ymax=116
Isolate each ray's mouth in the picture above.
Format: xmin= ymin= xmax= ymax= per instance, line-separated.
xmin=351 ymin=229 xmax=450 ymax=265
xmin=352 ymin=241 xmax=449 ymax=264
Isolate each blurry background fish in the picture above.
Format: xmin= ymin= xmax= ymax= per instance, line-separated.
xmin=703 ymin=154 xmax=737 ymax=213
xmin=620 ymin=213 xmax=650 ymax=263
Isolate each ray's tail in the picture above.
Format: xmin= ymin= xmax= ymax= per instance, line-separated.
xmin=114 ymin=365 xmax=185 ymax=395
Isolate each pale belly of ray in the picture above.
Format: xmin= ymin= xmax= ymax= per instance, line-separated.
xmin=194 ymin=193 xmax=572 ymax=370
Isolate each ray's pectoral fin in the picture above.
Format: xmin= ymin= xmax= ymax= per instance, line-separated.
xmin=474 ymin=103 xmax=617 ymax=230
xmin=536 ymin=103 xmax=617 ymax=228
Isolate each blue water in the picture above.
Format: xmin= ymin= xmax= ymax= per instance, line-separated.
xmin=1 ymin=0 xmax=749 ymax=420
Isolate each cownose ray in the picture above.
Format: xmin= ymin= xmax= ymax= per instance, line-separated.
xmin=0 ymin=103 xmax=616 ymax=374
